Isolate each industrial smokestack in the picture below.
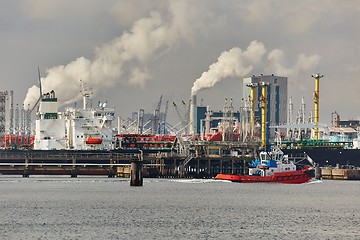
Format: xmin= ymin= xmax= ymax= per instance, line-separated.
xmin=205 ymin=105 xmax=211 ymax=135
xmin=189 ymin=94 xmax=197 ymax=134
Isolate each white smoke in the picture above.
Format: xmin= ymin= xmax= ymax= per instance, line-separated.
xmin=266 ymin=49 xmax=321 ymax=78
xmin=23 ymin=1 xmax=200 ymax=110
xmin=24 ymin=85 xmax=40 ymax=110
xmin=191 ymin=41 xmax=321 ymax=95
xmin=191 ymin=41 xmax=266 ymax=95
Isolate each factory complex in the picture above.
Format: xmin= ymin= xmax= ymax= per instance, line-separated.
xmin=1 ymin=74 xmax=360 ymax=179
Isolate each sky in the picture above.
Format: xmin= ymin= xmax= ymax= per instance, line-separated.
xmin=1 ymin=0 xmax=360 ymax=126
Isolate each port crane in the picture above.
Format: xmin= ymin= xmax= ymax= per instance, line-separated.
xmin=172 ymin=102 xmax=188 ymax=133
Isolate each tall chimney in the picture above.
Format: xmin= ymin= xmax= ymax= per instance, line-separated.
xmin=189 ymin=94 xmax=197 ymax=134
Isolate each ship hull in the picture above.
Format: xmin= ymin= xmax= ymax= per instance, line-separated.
xmin=283 ymin=148 xmax=360 ymax=167
xmin=215 ymin=169 xmax=313 ymax=184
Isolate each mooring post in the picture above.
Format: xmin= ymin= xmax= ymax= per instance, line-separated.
xmin=130 ymin=150 xmax=143 ymax=186
xmin=23 ymin=157 xmax=30 ymax=177
xmin=71 ymin=158 xmax=77 ymax=178
xmin=315 ymin=164 xmax=322 ymax=180
xmin=108 ymin=158 xmax=116 ymax=178
xmin=243 ymin=159 xmax=247 ymax=175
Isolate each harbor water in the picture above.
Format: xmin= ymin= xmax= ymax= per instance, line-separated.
xmin=0 ymin=177 xmax=359 ymax=240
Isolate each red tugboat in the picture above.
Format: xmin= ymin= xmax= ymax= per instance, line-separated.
xmin=215 ymin=148 xmax=315 ymax=184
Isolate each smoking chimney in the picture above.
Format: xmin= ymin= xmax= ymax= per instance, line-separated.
xmin=189 ymin=94 xmax=197 ymax=134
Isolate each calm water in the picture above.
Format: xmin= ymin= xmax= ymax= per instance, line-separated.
xmin=0 ymin=177 xmax=358 ymax=240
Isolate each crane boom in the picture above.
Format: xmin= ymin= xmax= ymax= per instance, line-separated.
xmin=30 ymin=67 xmax=43 ymax=113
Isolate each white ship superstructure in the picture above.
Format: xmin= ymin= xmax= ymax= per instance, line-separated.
xmin=34 ymin=83 xmax=116 ymax=150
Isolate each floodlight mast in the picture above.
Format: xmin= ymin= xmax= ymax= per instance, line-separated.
xmin=259 ymin=82 xmax=270 ymax=149
xmin=311 ymin=73 xmax=324 ymax=140
xmin=246 ymin=82 xmax=258 ymax=139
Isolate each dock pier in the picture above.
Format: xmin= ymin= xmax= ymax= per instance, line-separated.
xmin=0 ymin=144 xmax=257 ymax=179
xmin=0 ymin=148 xmax=358 ymax=180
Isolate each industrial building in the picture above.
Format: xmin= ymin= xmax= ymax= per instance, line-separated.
xmin=188 ymin=74 xmax=288 ymax=142
xmin=196 ymin=106 xmax=240 ymax=135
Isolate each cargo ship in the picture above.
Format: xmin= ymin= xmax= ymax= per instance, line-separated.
xmin=282 ymin=147 xmax=360 ymax=168
xmin=32 ymin=81 xmax=116 ymax=151
xmin=215 ymin=147 xmax=315 ymax=184
xmin=279 ymin=135 xmax=360 ymax=168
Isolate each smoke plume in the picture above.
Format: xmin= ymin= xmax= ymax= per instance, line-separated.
xmin=191 ymin=41 xmax=266 ymax=95
xmin=191 ymin=41 xmax=321 ymax=95
xmin=266 ymin=49 xmax=321 ymax=79
xmin=23 ymin=1 xmax=200 ymax=110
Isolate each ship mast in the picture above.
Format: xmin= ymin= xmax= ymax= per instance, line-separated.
xmin=80 ymin=80 xmax=93 ymax=110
